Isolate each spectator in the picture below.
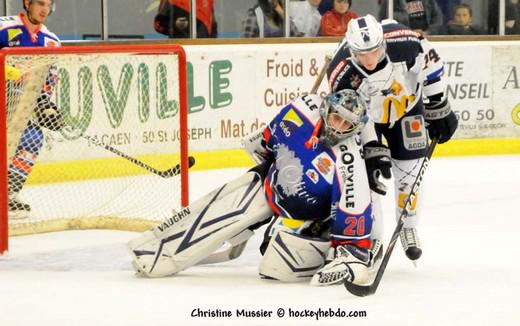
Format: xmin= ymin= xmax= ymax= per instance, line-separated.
xmin=439 ymin=3 xmax=484 ymax=35
xmin=154 ymin=0 xmax=217 ymax=38
xmin=290 ymin=0 xmax=322 ymax=37
xmin=379 ymin=0 xmax=443 ymax=34
xmin=319 ymin=0 xmax=359 ymax=36
xmin=318 ymin=0 xmax=333 ymax=14
xmin=242 ymin=0 xmax=303 ymax=37
xmin=488 ymin=0 xmax=520 ymax=34
xmin=435 ymin=0 xmax=461 ymax=25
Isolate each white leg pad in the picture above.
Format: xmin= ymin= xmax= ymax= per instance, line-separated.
xmin=128 ymin=170 xmax=272 ymax=277
xmin=258 ymin=230 xmax=330 ymax=282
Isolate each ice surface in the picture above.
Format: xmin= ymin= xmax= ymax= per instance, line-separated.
xmin=1 ymin=155 xmax=519 ymax=326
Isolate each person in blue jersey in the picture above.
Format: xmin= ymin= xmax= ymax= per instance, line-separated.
xmin=1 ymin=0 xmax=62 ymax=218
xmin=129 ymin=90 xmax=387 ymax=286
xmin=327 ymin=14 xmax=458 ymax=262
xmin=243 ymin=90 xmax=387 ymax=286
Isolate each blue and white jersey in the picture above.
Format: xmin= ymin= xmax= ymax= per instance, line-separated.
xmin=259 ymin=94 xmax=373 ymax=247
xmin=0 ymin=13 xmax=60 ymax=49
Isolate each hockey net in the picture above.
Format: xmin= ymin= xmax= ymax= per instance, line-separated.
xmin=0 ymin=44 xmax=189 ymax=254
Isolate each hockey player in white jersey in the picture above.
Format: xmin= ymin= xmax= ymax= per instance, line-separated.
xmin=327 ymin=15 xmax=458 ymax=261
xmin=128 ymin=89 xmax=388 ymax=286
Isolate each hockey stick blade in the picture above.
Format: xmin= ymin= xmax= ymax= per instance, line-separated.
xmin=344 ymin=282 xmax=376 ymax=297
xmin=344 ymin=138 xmax=438 ymax=297
xmin=156 ymin=156 xmax=196 ymax=178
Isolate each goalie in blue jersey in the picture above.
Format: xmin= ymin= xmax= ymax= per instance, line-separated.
xmin=129 ymin=89 xmax=391 ymax=287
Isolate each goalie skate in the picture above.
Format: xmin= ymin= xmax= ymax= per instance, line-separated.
xmin=128 ymin=168 xmax=273 ymax=277
xmin=310 ymin=244 xmax=370 ymax=286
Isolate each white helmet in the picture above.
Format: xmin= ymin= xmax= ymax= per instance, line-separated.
xmin=319 ymin=89 xmax=368 ymax=146
xmin=346 ymin=14 xmax=384 ymax=54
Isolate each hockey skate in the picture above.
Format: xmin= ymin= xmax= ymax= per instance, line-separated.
xmin=310 ymin=244 xmax=370 ymax=286
xmin=8 ymin=196 xmax=31 ymax=219
xmin=400 ymin=227 xmax=422 ymax=261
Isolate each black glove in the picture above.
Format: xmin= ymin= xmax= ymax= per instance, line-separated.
xmin=34 ymin=95 xmax=65 ymax=131
xmin=364 ymin=141 xmax=392 ymax=195
xmin=424 ymin=98 xmax=458 ymax=144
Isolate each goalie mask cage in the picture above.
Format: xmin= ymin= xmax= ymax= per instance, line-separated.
xmin=0 ymin=44 xmax=189 ymax=255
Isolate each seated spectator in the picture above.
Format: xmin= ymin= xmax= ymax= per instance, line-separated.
xmin=154 ymin=0 xmax=217 ymax=38
xmin=291 ymin=0 xmax=322 ymax=37
xmin=379 ymin=0 xmax=443 ymax=35
xmin=435 ymin=0 xmax=461 ymax=25
xmin=318 ymin=0 xmax=333 ymax=15
xmin=242 ymin=0 xmax=303 ymax=37
xmin=319 ymin=0 xmax=359 ymax=36
xmin=488 ymin=0 xmax=520 ymax=34
xmin=439 ymin=4 xmax=484 ymax=35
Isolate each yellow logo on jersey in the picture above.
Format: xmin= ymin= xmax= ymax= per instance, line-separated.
xmin=282 ymin=109 xmax=303 ymax=127
xmin=381 ymin=95 xmax=415 ymax=124
xmin=7 ymin=29 xmax=22 ymax=42
xmin=381 ymin=79 xmax=403 ymax=96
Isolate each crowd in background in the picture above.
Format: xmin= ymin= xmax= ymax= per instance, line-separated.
xmin=154 ymin=0 xmax=520 ymax=39
xmin=2 ymin=0 xmax=518 ymax=39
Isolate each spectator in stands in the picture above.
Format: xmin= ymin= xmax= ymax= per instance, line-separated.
xmin=290 ymin=0 xmax=322 ymax=37
xmin=435 ymin=0 xmax=461 ymax=25
xmin=242 ymin=0 xmax=303 ymax=37
xmin=379 ymin=0 xmax=443 ymax=35
xmin=154 ymin=0 xmax=218 ymax=38
xmin=438 ymin=3 xmax=484 ymax=35
xmin=488 ymin=0 xmax=520 ymax=34
xmin=318 ymin=0 xmax=333 ymax=15
xmin=319 ymin=0 xmax=359 ymax=36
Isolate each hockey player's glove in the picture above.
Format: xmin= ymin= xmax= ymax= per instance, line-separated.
xmin=364 ymin=141 xmax=392 ymax=196
xmin=424 ymin=98 xmax=458 ymax=144
xmin=34 ymin=95 xmax=65 ymax=131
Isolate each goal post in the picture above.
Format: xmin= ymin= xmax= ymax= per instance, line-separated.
xmin=0 ymin=44 xmax=189 ymax=255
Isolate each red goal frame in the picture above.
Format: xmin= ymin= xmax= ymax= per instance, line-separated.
xmin=0 ymin=44 xmax=189 ymax=255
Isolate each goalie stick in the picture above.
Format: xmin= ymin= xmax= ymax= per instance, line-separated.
xmin=344 ymin=138 xmax=438 ymax=297
xmin=83 ymin=135 xmax=195 ymax=178
xmin=310 ymin=55 xmax=332 ymax=94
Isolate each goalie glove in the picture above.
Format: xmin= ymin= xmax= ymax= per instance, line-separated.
xmin=363 ymin=141 xmax=392 ymax=196
xmin=424 ymin=98 xmax=458 ymax=144
xmin=242 ymin=129 xmax=272 ymax=164
xmin=34 ymin=95 xmax=65 ymax=131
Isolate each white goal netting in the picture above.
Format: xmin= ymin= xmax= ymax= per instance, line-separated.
xmin=1 ymin=45 xmax=188 ymax=239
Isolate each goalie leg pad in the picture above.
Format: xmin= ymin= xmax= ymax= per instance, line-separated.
xmin=258 ymin=230 xmax=330 ymax=282
xmin=128 ymin=170 xmax=273 ymax=277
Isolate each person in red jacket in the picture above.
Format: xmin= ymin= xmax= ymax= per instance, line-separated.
xmin=319 ymin=0 xmax=358 ymax=36
xmin=154 ymin=0 xmax=217 ymax=38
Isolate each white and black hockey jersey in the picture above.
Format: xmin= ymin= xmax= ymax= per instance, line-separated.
xmin=327 ymin=20 xmax=446 ymax=126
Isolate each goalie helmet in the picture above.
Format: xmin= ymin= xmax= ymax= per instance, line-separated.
xmin=346 ymin=14 xmax=384 ymax=54
xmin=23 ymin=0 xmax=55 ymax=15
xmin=319 ymin=89 xmax=368 ymax=146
